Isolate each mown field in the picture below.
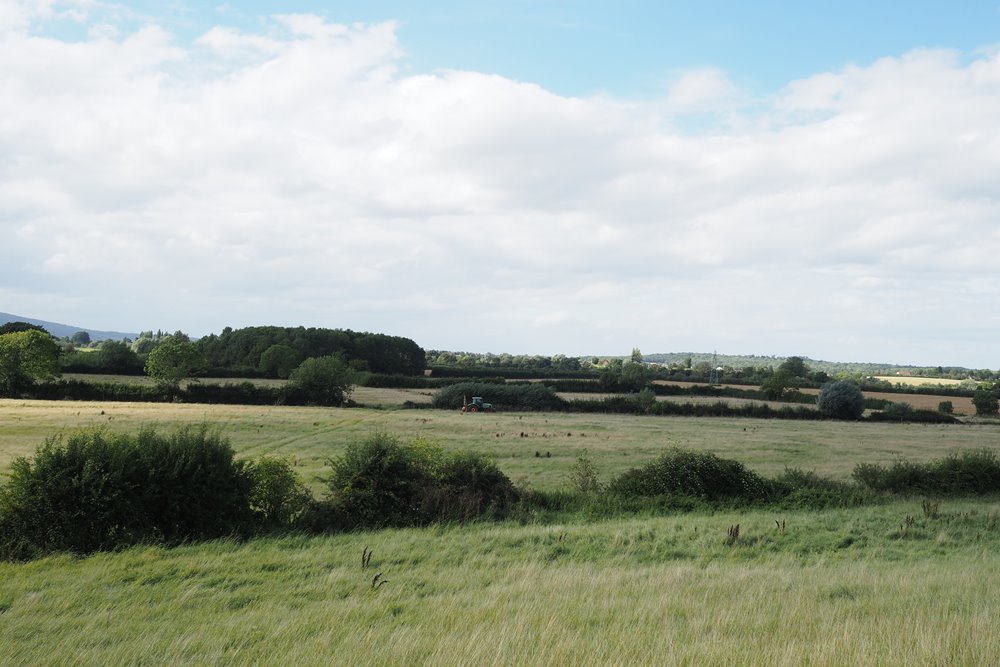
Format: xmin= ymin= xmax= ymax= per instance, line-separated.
xmin=2 ymin=398 xmax=997 ymax=492
xmin=2 ymin=398 xmax=1000 ymax=665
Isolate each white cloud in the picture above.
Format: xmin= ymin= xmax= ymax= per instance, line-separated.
xmin=2 ymin=13 xmax=1000 ymax=365
xmin=664 ymin=67 xmax=740 ymax=112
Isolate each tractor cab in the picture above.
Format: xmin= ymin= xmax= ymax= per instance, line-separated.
xmin=462 ymin=396 xmax=494 ymax=413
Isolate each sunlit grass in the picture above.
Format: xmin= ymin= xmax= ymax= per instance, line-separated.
xmin=2 ymin=399 xmax=999 ymax=492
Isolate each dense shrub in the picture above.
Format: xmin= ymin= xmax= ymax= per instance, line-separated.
xmin=816 ymin=381 xmax=865 ymax=419
xmin=243 ymin=456 xmax=313 ymax=528
xmin=771 ymin=468 xmax=875 ymax=508
xmin=868 ymin=406 xmax=957 ymax=423
xmin=853 ymin=449 xmax=1000 ymax=495
xmin=424 ymin=450 xmax=518 ymax=521
xmin=433 ymin=382 xmax=567 ymax=411
xmin=972 ymin=389 xmax=999 ymax=416
xmin=320 ymin=433 xmax=517 ymax=529
xmin=608 ymin=449 xmax=773 ymax=502
xmin=566 ymin=397 xmax=820 ymax=420
xmin=0 ymin=426 xmax=253 ymax=560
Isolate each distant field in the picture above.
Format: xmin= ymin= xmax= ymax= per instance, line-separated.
xmin=873 ymin=375 xmax=965 ymax=387
xmin=796 ymin=386 xmax=974 ymax=415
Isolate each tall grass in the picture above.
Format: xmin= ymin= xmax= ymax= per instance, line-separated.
xmin=1 ymin=501 xmax=999 ymax=665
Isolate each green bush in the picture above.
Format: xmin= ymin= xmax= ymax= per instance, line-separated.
xmin=0 ymin=426 xmax=253 ymax=560
xmin=938 ymin=401 xmax=954 ymax=414
xmin=771 ymin=468 xmax=874 ymax=508
xmin=320 ymin=433 xmax=517 ymax=529
xmin=424 ymin=451 xmax=518 ymax=521
xmin=816 ymin=380 xmax=865 ymax=419
xmin=853 ymin=449 xmax=1000 ymax=495
xmin=608 ymin=449 xmax=772 ymax=502
xmin=244 ymin=456 xmax=313 ymax=528
xmin=867 ymin=407 xmax=957 ymax=424
xmin=972 ymin=389 xmax=999 ymax=416
xmin=879 ymin=401 xmax=915 ymax=421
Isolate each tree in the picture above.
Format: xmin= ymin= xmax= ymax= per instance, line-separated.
xmin=760 ymin=370 xmax=793 ymax=400
xmin=778 ymin=356 xmax=809 ymax=378
xmin=144 ymin=336 xmax=205 ymax=389
xmin=98 ymin=340 xmax=143 ymax=374
xmin=286 ymin=355 xmax=355 ymax=406
xmin=71 ymin=331 xmax=91 ymax=346
xmin=0 ymin=321 xmax=47 ymax=336
xmin=258 ymin=344 xmax=301 ymax=379
xmin=816 ymin=380 xmax=865 ymax=419
xmin=972 ymin=389 xmax=999 ymax=417
xmin=0 ymin=329 xmax=61 ymax=396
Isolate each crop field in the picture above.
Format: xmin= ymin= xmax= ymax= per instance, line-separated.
xmin=2 ymin=398 xmax=1000 ymax=665
xmin=795 ymin=387 xmax=975 ymax=415
xmin=873 ymin=376 xmax=965 ymax=387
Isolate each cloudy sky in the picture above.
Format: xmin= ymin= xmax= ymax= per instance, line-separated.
xmin=2 ymin=1 xmax=1000 ymax=367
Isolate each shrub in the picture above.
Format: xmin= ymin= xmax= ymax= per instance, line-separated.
xmin=972 ymin=389 xmax=999 ymax=417
xmin=0 ymin=426 xmax=253 ymax=559
xmin=424 ymin=450 xmax=518 ymax=521
xmin=608 ymin=449 xmax=772 ymax=502
xmin=867 ymin=408 xmax=957 ymax=424
xmin=244 ymin=456 xmax=313 ymax=528
xmin=320 ymin=433 xmax=517 ymax=529
xmin=879 ymin=401 xmax=915 ymax=422
xmin=938 ymin=401 xmax=954 ymax=414
xmin=771 ymin=468 xmax=874 ymax=508
xmin=816 ymin=380 xmax=865 ymax=419
xmin=853 ymin=449 xmax=1000 ymax=495
xmin=567 ymin=456 xmax=602 ymax=495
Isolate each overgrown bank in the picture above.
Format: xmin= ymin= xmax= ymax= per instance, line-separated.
xmin=3 ymin=425 xmax=998 ymax=562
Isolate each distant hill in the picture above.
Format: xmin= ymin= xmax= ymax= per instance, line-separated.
xmin=644 ymin=352 xmax=972 ymax=377
xmin=0 ymin=312 xmax=138 ymax=342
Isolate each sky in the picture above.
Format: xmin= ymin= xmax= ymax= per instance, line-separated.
xmin=2 ymin=1 xmax=1000 ymax=367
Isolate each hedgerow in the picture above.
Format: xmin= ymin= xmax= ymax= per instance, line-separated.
xmin=433 ymin=382 xmax=567 ymax=411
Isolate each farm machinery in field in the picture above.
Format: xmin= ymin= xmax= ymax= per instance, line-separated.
xmin=462 ymin=396 xmax=494 ymax=413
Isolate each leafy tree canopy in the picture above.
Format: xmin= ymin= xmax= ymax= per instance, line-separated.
xmin=816 ymin=380 xmax=865 ymax=419
xmin=0 ymin=329 xmax=61 ymax=396
xmin=286 ymin=355 xmax=356 ymax=406
xmin=144 ymin=336 xmax=205 ymax=388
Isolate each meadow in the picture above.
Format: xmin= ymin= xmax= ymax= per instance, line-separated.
xmin=2 ymin=397 xmax=1000 ymax=665
xmin=2 ymin=398 xmax=997 ymax=491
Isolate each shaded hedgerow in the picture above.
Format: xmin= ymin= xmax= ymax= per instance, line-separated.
xmin=433 ymin=382 xmax=567 ymax=411
xmin=566 ymin=396 xmax=821 ymax=420
xmin=853 ymin=449 xmax=1000 ymax=495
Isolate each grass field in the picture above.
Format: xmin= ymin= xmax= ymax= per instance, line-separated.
xmin=3 ymin=399 xmax=1000 ymax=665
xmin=873 ymin=375 xmax=966 ymax=387
xmin=1 ymin=500 xmax=999 ymax=665
xmin=3 ymin=399 xmax=999 ymax=492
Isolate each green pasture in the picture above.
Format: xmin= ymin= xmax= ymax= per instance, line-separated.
xmin=3 ymin=397 xmax=1000 ymax=665
xmin=2 ymin=398 xmax=999 ymax=493
xmin=2 ymin=500 xmax=999 ymax=665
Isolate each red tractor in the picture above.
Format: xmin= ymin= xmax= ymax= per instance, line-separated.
xmin=462 ymin=396 xmax=494 ymax=413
